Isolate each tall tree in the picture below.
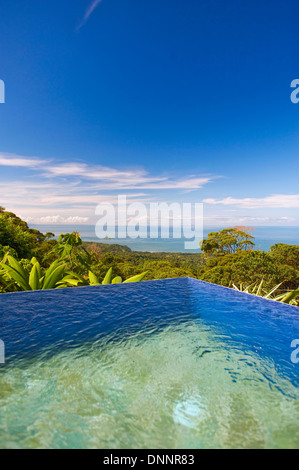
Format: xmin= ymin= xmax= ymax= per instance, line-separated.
xmin=200 ymin=228 xmax=255 ymax=256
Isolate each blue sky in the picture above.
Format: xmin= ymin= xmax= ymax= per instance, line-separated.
xmin=0 ymin=0 xmax=298 ymax=226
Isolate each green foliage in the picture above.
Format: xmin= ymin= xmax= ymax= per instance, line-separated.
xmin=269 ymin=243 xmax=299 ymax=268
xmin=199 ymin=250 xmax=299 ymax=291
xmin=0 ymin=244 xmax=17 ymax=259
xmin=232 ymin=279 xmax=282 ymax=297
xmin=200 ymin=228 xmax=255 ymax=256
xmin=0 ymin=208 xmax=53 ymax=259
xmin=0 ymin=256 xmax=68 ymax=291
xmin=58 ymin=267 xmax=148 ymax=288
xmin=83 ymin=241 xmax=132 ymax=254
xmin=0 ymin=208 xmax=298 ymax=306
xmin=232 ymin=280 xmax=299 ymax=306
xmin=88 ymin=270 xmax=101 ymax=285
xmin=102 ymin=266 xmax=113 ymax=285
xmin=44 ymin=232 xmax=90 ymax=272
xmin=123 ymin=271 xmax=148 ymax=283
xmin=85 ymin=250 xmax=201 ymax=283
xmin=275 ymin=289 xmax=299 ymax=305
xmin=0 ymin=253 xmax=148 ymax=292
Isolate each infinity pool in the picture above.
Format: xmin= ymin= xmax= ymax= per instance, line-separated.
xmin=0 ymin=278 xmax=298 ymax=448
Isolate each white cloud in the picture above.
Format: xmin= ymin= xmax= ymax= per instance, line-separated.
xmin=42 ymin=162 xmax=212 ymax=189
xmin=1 ymin=152 xmax=298 ymax=227
xmin=0 ymin=177 xmax=157 ymax=224
xmin=77 ymin=0 xmax=103 ymax=30
xmin=202 ymin=214 xmax=297 ymax=227
xmin=203 ymin=194 xmax=299 ymax=209
xmin=0 ymin=152 xmax=213 ymax=191
xmin=0 ymin=151 xmax=215 ymax=225
xmin=39 ymin=216 xmax=89 ymax=224
xmin=0 ymin=152 xmax=47 ymax=168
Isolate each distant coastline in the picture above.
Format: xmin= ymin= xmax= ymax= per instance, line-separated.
xmin=30 ymin=224 xmax=299 ymax=253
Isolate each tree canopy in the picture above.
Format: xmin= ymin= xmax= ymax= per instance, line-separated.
xmin=0 ymin=207 xmax=53 ymax=258
xmin=200 ymin=228 xmax=255 ymax=256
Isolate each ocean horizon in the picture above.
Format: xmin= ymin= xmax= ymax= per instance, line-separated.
xmin=30 ymin=224 xmax=299 ymax=253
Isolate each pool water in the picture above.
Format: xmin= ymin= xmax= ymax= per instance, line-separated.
xmin=0 ymin=278 xmax=298 ymax=449
xmin=1 ymin=319 xmax=298 ymax=449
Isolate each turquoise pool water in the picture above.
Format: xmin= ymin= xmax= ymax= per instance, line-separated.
xmin=0 ymin=278 xmax=298 ymax=448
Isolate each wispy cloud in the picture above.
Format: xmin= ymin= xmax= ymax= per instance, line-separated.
xmin=38 ymin=215 xmax=89 ymax=224
xmin=0 ymin=178 xmax=152 ymax=224
xmin=78 ymin=0 xmax=104 ymax=30
xmin=0 ymin=152 xmax=213 ymax=191
xmin=203 ymin=195 xmax=299 ymax=209
xmin=44 ymin=162 xmax=212 ymax=189
xmin=0 ymin=152 xmax=47 ymax=168
xmin=0 ymin=151 xmax=214 ymax=224
xmin=202 ymin=214 xmax=296 ymax=227
xmin=2 ymin=152 xmax=298 ymax=226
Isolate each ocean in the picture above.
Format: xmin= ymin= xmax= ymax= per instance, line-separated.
xmin=30 ymin=225 xmax=299 ymax=253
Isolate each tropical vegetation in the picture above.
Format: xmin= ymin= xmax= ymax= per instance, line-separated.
xmin=0 ymin=207 xmax=298 ymax=306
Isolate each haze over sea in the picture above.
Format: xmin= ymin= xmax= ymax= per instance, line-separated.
xmin=31 ymin=225 xmax=299 ymax=253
